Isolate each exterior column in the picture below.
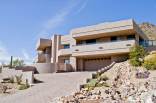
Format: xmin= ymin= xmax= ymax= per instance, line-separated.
xmin=70 ymin=56 xmax=77 ymax=71
xmin=135 ymin=34 xmax=139 ymax=42
xmin=51 ymin=35 xmax=57 ymax=63
xmin=56 ymin=35 xmax=61 ymax=63
xmin=78 ymin=58 xmax=84 ymax=71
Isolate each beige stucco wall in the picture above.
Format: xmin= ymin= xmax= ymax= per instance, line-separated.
xmin=35 ymin=19 xmax=155 ymax=72
xmin=61 ymin=35 xmax=72 ymax=44
xmin=33 ymin=63 xmax=56 ymax=73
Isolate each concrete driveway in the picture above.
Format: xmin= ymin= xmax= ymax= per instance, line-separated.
xmin=0 ymin=72 xmax=93 ymax=103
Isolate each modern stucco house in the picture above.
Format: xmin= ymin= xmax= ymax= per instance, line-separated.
xmin=34 ymin=19 xmax=156 ymax=73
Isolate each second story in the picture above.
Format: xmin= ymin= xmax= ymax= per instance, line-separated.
xmin=36 ymin=19 xmax=155 ymax=62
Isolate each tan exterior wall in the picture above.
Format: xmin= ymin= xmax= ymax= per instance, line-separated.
xmin=61 ymin=35 xmax=72 ymax=44
xmin=35 ymin=19 xmax=154 ymax=73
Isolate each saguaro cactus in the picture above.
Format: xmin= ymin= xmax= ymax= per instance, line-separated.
xmin=10 ymin=56 xmax=13 ymax=68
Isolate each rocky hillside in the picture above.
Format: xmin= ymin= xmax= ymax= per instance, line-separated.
xmin=139 ymin=22 xmax=156 ymax=40
xmin=52 ymin=61 xmax=156 ymax=103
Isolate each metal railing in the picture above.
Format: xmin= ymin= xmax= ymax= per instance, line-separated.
xmin=139 ymin=40 xmax=156 ymax=47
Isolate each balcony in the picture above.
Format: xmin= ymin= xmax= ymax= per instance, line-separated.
xmin=58 ymin=49 xmax=72 ymax=56
xmin=36 ymin=38 xmax=52 ymax=50
xmin=72 ymin=40 xmax=136 ymax=57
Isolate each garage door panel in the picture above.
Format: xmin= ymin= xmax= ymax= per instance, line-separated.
xmin=84 ymin=59 xmax=111 ymax=71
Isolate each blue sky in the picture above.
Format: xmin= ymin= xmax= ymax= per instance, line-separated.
xmin=0 ymin=0 xmax=156 ymax=64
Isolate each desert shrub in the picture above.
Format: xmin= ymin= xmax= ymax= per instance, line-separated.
xmin=84 ymin=84 xmax=94 ymax=91
xmin=92 ymin=72 xmax=101 ymax=79
xmin=8 ymin=76 xmax=14 ymax=83
xmin=25 ymin=79 xmax=30 ymax=87
xmin=143 ymin=54 xmax=156 ymax=70
xmin=98 ymin=75 xmax=109 ymax=81
xmin=96 ymin=82 xmax=110 ymax=87
xmin=84 ymin=79 xmax=98 ymax=90
xmin=129 ymin=45 xmax=146 ymax=66
xmin=18 ymin=84 xmax=29 ymax=90
xmin=95 ymin=74 xmax=100 ymax=79
xmin=15 ymin=75 xmax=22 ymax=85
xmin=2 ymin=85 xmax=7 ymax=93
xmin=18 ymin=79 xmax=30 ymax=90
xmin=143 ymin=61 xmax=156 ymax=70
xmin=87 ymin=79 xmax=98 ymax=87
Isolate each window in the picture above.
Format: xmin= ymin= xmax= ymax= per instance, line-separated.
xmin=86 ymin=39 xmax=96 ymax=44
xmin=64 ymin=59 xmax=70 ymax=64
xmin=77 ymin=39 xmax=96 ymax=45
xmin=111 ymin=36 xmax=117 ymax=41
xmin=63 ymin=44 xmax=70 ymax=49
xmin=127 ymin=35 xmax=135 ymax=40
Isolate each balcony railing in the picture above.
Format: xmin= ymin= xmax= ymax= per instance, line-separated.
xmin=58 ymin=48 xmax=72 ymax=56
xmin=72 ymin=40 xmax=136 ymax=56
xmin=139 ymin=40 xmax=156 ymax=47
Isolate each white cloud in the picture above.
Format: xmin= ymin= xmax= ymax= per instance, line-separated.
xmin=36 ymin=0 xmax=89 ymax=39
xmin=74 ymin=0 xmax=89 ymax=14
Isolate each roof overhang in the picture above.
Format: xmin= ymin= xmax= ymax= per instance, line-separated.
xmin=71 ymin=19 xmax=148 ymax=40
xmin=36 ymin=38 xmax=52 ymax=50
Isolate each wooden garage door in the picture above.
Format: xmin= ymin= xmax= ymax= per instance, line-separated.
xmin=84 ymin=58 xmax=111 ymax=71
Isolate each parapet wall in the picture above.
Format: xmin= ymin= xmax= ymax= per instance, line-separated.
xmin=33 ymin=63 xmax=56 ymax=73
xmin=33 ymin=63 xmax=73 ymax=73
xmin=1 ymin=68 xmax=34 ymax=85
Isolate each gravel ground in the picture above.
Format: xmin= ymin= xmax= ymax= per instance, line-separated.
xmin=0 ymin=72 xmax=93 ymax=103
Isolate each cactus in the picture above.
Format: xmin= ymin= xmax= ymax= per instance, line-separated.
xmin=10 ymin=56 xmax=13 ymax=68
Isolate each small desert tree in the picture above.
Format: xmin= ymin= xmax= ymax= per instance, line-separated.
xmin=129 ymin=45 xmax=146 ymax=66
xmin=12 ymin=59 xmax=25 ymax=67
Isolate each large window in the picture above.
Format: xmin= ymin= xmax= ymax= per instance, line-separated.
xmin=127 ymin=35 xmax=135 ymax=40
xmin=111 ymin=36 xmax=117 ymax=41
xmin=86 ymin=39 xmax=96 ymax=44
xmin=77 ymin=39 xmax=96 ymax=45
xmin=63 ymin=44 xmax=70 ymax=49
